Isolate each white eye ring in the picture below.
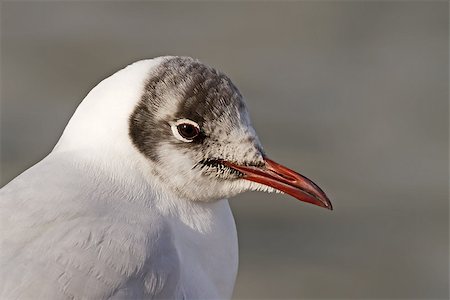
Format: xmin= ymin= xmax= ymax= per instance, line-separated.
xmin=170 ymin=119 xmax=200 ymax=143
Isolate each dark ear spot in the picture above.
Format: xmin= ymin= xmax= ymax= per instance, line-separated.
xmin=129 ymin=61 xmax=172 ymax=162
xmin=129 ymin=101 xmax=166 ymax=162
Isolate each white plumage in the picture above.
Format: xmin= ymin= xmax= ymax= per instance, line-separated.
xmin=1 ymin=59 xmax=238 ymax=299
xmin=1 ymin=56 xmax=331 ymax=300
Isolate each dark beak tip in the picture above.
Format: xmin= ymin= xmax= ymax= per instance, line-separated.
xmin=313 ymin=196 xmax=333 ymax=210
xmin=322 ymin=196 xmax=333 ymax=210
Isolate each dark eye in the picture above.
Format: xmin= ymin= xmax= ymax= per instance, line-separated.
xmin=177 ymin=123 xmax=200 ymax=140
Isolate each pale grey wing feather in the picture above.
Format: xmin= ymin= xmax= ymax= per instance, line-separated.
xmin=0 ymin=154 xmax=181 ymax=299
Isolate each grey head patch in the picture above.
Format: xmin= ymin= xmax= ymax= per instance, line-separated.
xmin=129 ymin=57 xmax=251 ymax=164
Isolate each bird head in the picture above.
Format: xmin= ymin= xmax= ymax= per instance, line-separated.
xmin=127 ymin=57 xmax=332 ymax=209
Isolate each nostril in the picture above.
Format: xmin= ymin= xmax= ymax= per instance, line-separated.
xmin=277 ymin=172 xmax=297 ymax=182
xmin=265 ymin=162 xmax=297 ymax=182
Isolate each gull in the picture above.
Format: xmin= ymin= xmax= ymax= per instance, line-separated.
xmin=0 ymin=56 xmax=332 ymax=299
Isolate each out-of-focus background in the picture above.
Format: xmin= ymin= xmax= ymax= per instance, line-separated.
xmin=1 ymin=2 xmax=448 ymax=299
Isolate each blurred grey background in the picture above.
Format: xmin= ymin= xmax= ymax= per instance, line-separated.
xmin=1 ymin=1 xmax=448 ymax=299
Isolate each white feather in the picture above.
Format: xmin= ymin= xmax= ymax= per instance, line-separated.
xmin=0 ymin=58 xmax=239 ymax=299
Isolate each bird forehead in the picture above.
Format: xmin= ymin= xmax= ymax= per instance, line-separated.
xmin=149 ymin=57 xmax=245 ymax=124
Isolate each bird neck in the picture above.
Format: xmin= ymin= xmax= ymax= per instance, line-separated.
xmin=52 ymin=142 xmax=225 ymax=235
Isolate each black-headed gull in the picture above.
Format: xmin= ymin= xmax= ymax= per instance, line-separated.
xmin=0 ymin=56 xmax=331 ymax=299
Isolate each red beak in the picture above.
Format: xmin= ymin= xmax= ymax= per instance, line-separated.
xmin=223 ymin=157 xmax=332 ymax=210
